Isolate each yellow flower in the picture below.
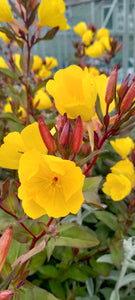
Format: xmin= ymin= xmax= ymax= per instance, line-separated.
xmin=13 ymin=54 xmax=22 ymax=72
xmin=74 ymin=22 xmax=87 ymax=36
xmin=37 ymin=65 xmax=52 ymax=79
xmin=0 ymin=0 xmax=13 ymax=22
xmin=18 ymin=149 xmax=85 ymax=218
xmin=103 ymin=158 xmax=135 ymax=201
xmin=0 ymin=122 xmax=47 ymax=170
xmin=38 ymin=0 xmax=70 ymax=30
xmin=95 ymin=74 xmax=115 ymax=116
xmin=88 ymin=67 xmax=100 ymax=77
xmin=82 ymin=29 xmax=93 ymax=46
xmin=46 ymin=65 xmax=97 ymax=121
xmin=95 ymin=28 xmax=110 ymax=39
xmin=111 ymin=158 xmax=135 ymax=185
xmin=31 ymin=55 xmax=43 ymax=72
xmin=4 ymin=102 xmax=25 ymax=119
xmin=103 ymin=173 xmax=132 ymax=201
xmin=85 ymin=40 xmax=104 ymax=57
xmin=33 ymin=88 xmax=52 ymax=109
xmin=100 ymin=36 xmax=111 ymax=51
xmin=0 ymin=25 xmax=9 ymax=43
xmin=45 ymin=56 xmax=58 ymax=70
xmin=110 ymin=137 xmax=134 ymax=159
xmin=0 ymin=56 xmax=8 ymax=69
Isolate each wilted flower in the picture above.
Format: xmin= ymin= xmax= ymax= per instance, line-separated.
xmin=46 ymin=65 xmax=97 ymax=122
xmin=33 ymin=88 xmax=52 ymax=109
xmin=110 ymin=137 xmax=134 ymax=159
xmin=18 ymin=149 xmax=85 ymax=218
xmin=38 ymin=0 xmax=70 ymax=30
xmin=0 ymin=122 xmax=47 ymax=169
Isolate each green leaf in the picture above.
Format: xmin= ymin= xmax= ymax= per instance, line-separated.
xmin=119 ymin=273 xmax=135 ymax=288
xmin=94 ymin=211 xmax=118 ymax=231
xmin=0 ymin=68 xmax=20 ymax=81
xmin=90 ymin=257 xmax=111 ymax=277
xmin=29 ymin=250 xmax=46 ymax=275
xmin=110 ymin=239 xmax=124 ymax=267
xmin=0 ymin=113 xmax=24 ymax=132
xmin=32 ymin=78 xmax=51 ymax=93
xmin=27 ymin=3 xmax=39 ymax=27
xmin=77 ymin=149 xmax=108 ymax=166
xmin=55 ymin=223 xmax=99 ymax=248
xmin=95 ymin=94 xmax=104 ymax=125
xmin=83 ymin=176 xmax=102 ymax=192
xmin=38 ymin=265 xmax=59 ymax=279
xmin=110 ymin=290 xmax=120 ymax=300
xmin=49 ymin=279 xmax=65 ymax=300
xmin=61 ymin=265 xmax=88 ymax=282
xmin=33 ymin=27 xmax=59 ymax=46
xmin=13 ymin=281 xmax=61 ymax=300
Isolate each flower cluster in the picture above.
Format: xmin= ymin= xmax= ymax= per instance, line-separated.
xmin=103 ymin=137 xmax=135 ymax=201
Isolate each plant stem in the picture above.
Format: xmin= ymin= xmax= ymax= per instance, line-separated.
xmin=0 ymin=205 xmax=36 ymax=238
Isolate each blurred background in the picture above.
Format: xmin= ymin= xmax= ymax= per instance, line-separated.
xmin=31 ymin=0 xmax=135 ymax=82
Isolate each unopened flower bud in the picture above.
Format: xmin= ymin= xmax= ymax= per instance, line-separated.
xmin=38 ymin=116 xmax=56 ymax=155
xmin=0 ymin=290 xmax=14 ymax=300
xmin=59 ymin=120 xmax=70 ymax=146
xmin=121 ymin=81 xmax=135 ymax=113
xmin=117 ymin=74 xmax=130 ymax=101
xmin=105 ymin=66 xmax=118 ymax=104
xmin=0 ymin=226 xmax=12 ymax=272
xmin=72 ymin=116 xmax=83 ymax=154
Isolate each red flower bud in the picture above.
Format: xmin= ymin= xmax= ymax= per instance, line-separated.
xmin=72 ymin=116 xmax=83 ymax=154
xmin=38 ymin=116 xmax=56 ymax=155
xmin=0 ymin=290 xmax=14 ymax=300
xmin=121 ymin=81 xmax=135 ymax=113
xmin=0 ymin=226 xmax=12 ymax=272
xmin=105 ymin=66 xmax=118 ymax=104
xmin=59 ymin=120 xmax=70 ymax=146
xmin=117 ymin=74 xmax=130 ymax=101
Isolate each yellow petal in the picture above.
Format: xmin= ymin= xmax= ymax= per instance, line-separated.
xmin=18 ymin=150 xmax=85 ymax=219
xmin=0 ymin=0 xmax=13 ymax=22
xmin=74 ymin=22 xmax=87 ymax=36
xmin=21 ymin=122 xmax=48 ymax=154
xmin=0 ymin=132 xmax=25 ymax=169
xmin=110 ymin=137 xmax=134 ymax=159
xmin=103 ymin=173 xmax=132 ymax=201
xmin=38 ymin=0 xmax=70 ymax=30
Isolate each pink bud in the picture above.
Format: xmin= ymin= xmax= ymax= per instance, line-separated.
xmin=121 ymin=80 xmax=135 ymax=113
xmin=38 ymin=116 xmax=56 ymax=154
xmin=105 ymin=66 xmax=118 ymax=104
xmin=59 ymin=120 xmax=70 ymax=146
xmin=72 ymin=116 xmax=83 ymax=154
xmin=0 ymin=226 xmax=12 ymax=272
xmin=117 ymin=74 xmax=130 ymax=101
xmin=0 ymin=290 xmax=14 ymax=300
